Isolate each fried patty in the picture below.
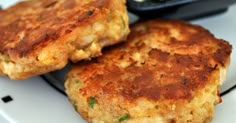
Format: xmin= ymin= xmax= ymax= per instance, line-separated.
xmin=65 ymin=20 xmax=232 ymax=123
xmin=0 ymin=0 xmax=129 ymax=79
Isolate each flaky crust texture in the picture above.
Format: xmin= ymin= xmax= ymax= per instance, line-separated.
xmin=0 ymin=0 xmax=129 ymax=79
xmin=66 ymin=20 xmax=232 ymax=123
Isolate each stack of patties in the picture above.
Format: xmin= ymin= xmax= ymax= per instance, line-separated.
xmin=65 ymin=20 xmax=232 ymax=123
xmin=0 ymin=0 xmax=129 ymax=79
xmin=0 ymin=0 xmax=233 ymax=123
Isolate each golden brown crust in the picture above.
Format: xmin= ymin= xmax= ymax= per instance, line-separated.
xmin=0 ymin=0 xmax=129 ymax=79
xmin=0 ymin=0 xmax=115 ymax=57
xmin=68 ymin=19 xmax=232 ymax=101
xmin=66 ymin=20 xmax=232 ymax=123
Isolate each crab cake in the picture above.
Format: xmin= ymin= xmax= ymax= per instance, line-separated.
xmin=0 ymin=0 xmax=129 ymax=80
xmin=65 ymin=20 xmax=232 ymax=123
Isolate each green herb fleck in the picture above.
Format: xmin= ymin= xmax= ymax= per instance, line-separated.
xmin=73 ymin=105 xmax=78 ymax=112
xmin=87 ymin=11 xmax=94 ymax=16
xmin=121 ymin=16 xmax=126 ymax=31
xmin=118 ymin=114 xmax=129 ymax=122
xmin=88 ymin=97 xmax=96 ymax=108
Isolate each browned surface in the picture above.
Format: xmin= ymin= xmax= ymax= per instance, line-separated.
xmin=67 ymin=19 xmax=232 ymax=101
xmin=0 ymin=0 xmax=111 ymax=57
xmin=0 ymin=0 xmax=129 ymax=79
xmin=65 ymin=20 xmax=232 ymax=123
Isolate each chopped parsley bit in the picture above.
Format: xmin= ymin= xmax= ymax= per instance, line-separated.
xmin=121 ymin=16 xmax=126 ymax=31
xmin=118 ymin=114 xmax=130 ymax=122
xmin=73 ymin=105 xmax=78 ymax=112
xmin=88 ymin=97 xmax=96 ymax=108
xmin=87 ymin=11 xmax=94 ymax=16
